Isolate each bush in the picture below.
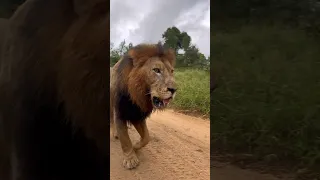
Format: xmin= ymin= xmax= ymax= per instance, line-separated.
xmin=211 ymin=25 xmax=320 ymax=166
xmin=171 ymin=68 xmax=210 ymax=117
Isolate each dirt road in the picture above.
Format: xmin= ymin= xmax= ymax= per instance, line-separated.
xmin=110 ymin=110 xmax=283 ymax=180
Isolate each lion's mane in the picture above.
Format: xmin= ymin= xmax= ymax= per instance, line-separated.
xmin=0 ymin=0 xmax=110 ymax=179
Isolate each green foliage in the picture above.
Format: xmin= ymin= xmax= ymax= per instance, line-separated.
xmin=212 ymin=0 xmax=320 ymax=35
xmin=213 ymin=0 xmax=320 ymax=20
xmin=162 ymin=26 xmax=209 ymax=68
xmin=110 ymin=40 xmax=130 ymax=66
xmin=110 ymin=27 xmax=210 ymax=70
xmin=171 ymin=68 xmax=210 ymax=116
xmin=180 ymin=32 xmax=191 ymax=50
xmin=162 ymin=26 xmax=192 ymax=53
xmin=211 ymin=25 xmax=320 ymax=166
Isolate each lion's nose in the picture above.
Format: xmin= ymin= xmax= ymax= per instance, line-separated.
xmin=167 ymin=88 xmax=176 ymax=94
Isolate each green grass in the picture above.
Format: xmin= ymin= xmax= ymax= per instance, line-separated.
xmin=170 ymin=68 xmax=210 ymax=117
xmin=211 ymin=25 xmax=320 ymax=167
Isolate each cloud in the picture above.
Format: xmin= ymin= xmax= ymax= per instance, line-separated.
xmin=110 ymin=0 xmax=210 ymax=57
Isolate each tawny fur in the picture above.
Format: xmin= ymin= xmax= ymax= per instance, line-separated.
xmin=0 ymin=0 xmax=109 ymax=179
xmin=111 ymin=43 xmax=176 ymax=112
xmin=110 ymin=42 xmax=176 ymax=169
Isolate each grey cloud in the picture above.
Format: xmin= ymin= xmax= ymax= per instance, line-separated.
xmin=131 ymin=0 xmax=202 ymax=43
xmin=110 ymin=0 xmax=210 ymax=56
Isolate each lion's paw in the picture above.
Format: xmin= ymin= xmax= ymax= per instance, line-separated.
xmin=133 ymin=139 xmax=149 ymax=150
xmin=122 ymin=153 xmax=139 ymax=169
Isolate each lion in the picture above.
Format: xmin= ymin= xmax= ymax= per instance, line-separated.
xmin=0 ymin=0 xmax=109 ymax=179
xmin=110 ymin=42 xmax=177 ymax=169
xmin=0 ymin=17 xmax=12 ymax=180
xmin=0 ymin=18 xmax=8 ymax=52
xmin=210 ymin=72 xmax=218 ymax=92
xmin=0 ymin=18 xmax=8 ymax=66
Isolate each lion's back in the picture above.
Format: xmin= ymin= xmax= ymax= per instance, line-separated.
xmin=110 ymin=59 xmax=123 ymax=90
xmin=0 ymin=18 xmax=8 ymax=44
xmin=0 ymin=18 xmax=9 ymax=60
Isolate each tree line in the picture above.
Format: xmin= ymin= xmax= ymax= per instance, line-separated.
xmin=110 ymin=26 xmax=210 ymax=70
xmin=212 ymin=0 xmax=320 ymax=35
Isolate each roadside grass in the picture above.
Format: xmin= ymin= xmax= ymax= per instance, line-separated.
xmin=211 ymin=25 xmax=320 ymax=169
xmin=170 ymin=68 xmax=210 ymax=118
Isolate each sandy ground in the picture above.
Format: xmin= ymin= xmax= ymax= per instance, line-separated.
xmin=110 ymin=110 xmax=283 ymax=180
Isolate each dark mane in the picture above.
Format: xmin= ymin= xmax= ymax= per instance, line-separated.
xmin=0 ymin=0 xmax=110 ymax=179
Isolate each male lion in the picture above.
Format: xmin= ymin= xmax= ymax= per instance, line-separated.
xmin=0 ymin=18 xmax=8 ymax=52
xmin=0 ymin=18 xmax=9 ymax=179
xmin=110 ymin=42 xmax=177 ymax=169
xmin=0 ymin=0 xmax=109 ymax=179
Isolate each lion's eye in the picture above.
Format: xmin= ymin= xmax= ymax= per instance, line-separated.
xmin=153 ymin=68 xmax=161 ymax=74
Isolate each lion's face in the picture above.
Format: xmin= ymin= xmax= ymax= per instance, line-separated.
xmin=141 ymin=57 xmax=176 ymax=109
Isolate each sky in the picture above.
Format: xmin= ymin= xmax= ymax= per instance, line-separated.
xmin=110 ymin=0 xmax=210 ymax=57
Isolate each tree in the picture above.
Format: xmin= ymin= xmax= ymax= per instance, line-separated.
xmin=110 ymin=28 xmax=211 ymax=69
xmin=198 ymin=53 xmax=207 ymax=66
xmin=183 ymin=44 xmax=200 ymax=66
xmin=179 ymin=32 xmax=191 ymax=51
xmin=110 ymin=40 xmax=134 ymax=66
xmin=212 ymin=0 xmax=320 ymax=34
xmin=118 ymin=40 xmax=128 ymax=56
xmin=162 ymin=26 xmax=181 ymax=54
xmin=110 ymin=45 xmax=120 ymax=66
xmin=110 ymin=42 xmax=115 ymax=52
xmin=162 ymin=26 xmax=191 ymax=55
xmin=162 ymin=27 xmax=210 ymax=68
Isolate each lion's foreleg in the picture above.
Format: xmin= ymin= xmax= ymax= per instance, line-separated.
xmin=115 ymin=118 xmax=139 ymax=169
xmin=132 ymin=120 xmax=150 ymax=150
xmin=110 ymin=108 xmax=118 ymax=139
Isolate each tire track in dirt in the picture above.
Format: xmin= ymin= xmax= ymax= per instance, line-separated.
xmin=110 ymin=110 xmax=210 ymax=180
xmin=110 ymin=110 xmax=285 ymax=180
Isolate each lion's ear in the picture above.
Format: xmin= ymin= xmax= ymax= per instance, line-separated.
xmin=166 ymin=49 xmax=176 ymax=67
xmin=127 ymin=49 xmax=140 ymax=67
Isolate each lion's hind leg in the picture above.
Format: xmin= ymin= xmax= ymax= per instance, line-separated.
xmin=132 ymin=120 xmax=150 ymax=150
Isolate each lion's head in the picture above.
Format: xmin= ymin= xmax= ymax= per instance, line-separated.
xmin=114 ymin=42 xmax=177 ymax=112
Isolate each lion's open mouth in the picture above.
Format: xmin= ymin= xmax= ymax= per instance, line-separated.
xmin=152 ymin=97 xmax=172 ymax=109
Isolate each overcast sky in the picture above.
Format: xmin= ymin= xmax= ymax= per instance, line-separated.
xmin=110 ymin=0 xmax=210 ymax=57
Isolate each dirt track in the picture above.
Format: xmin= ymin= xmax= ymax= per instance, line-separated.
xmin=110 ymin=110 xmax=283 ymax=180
